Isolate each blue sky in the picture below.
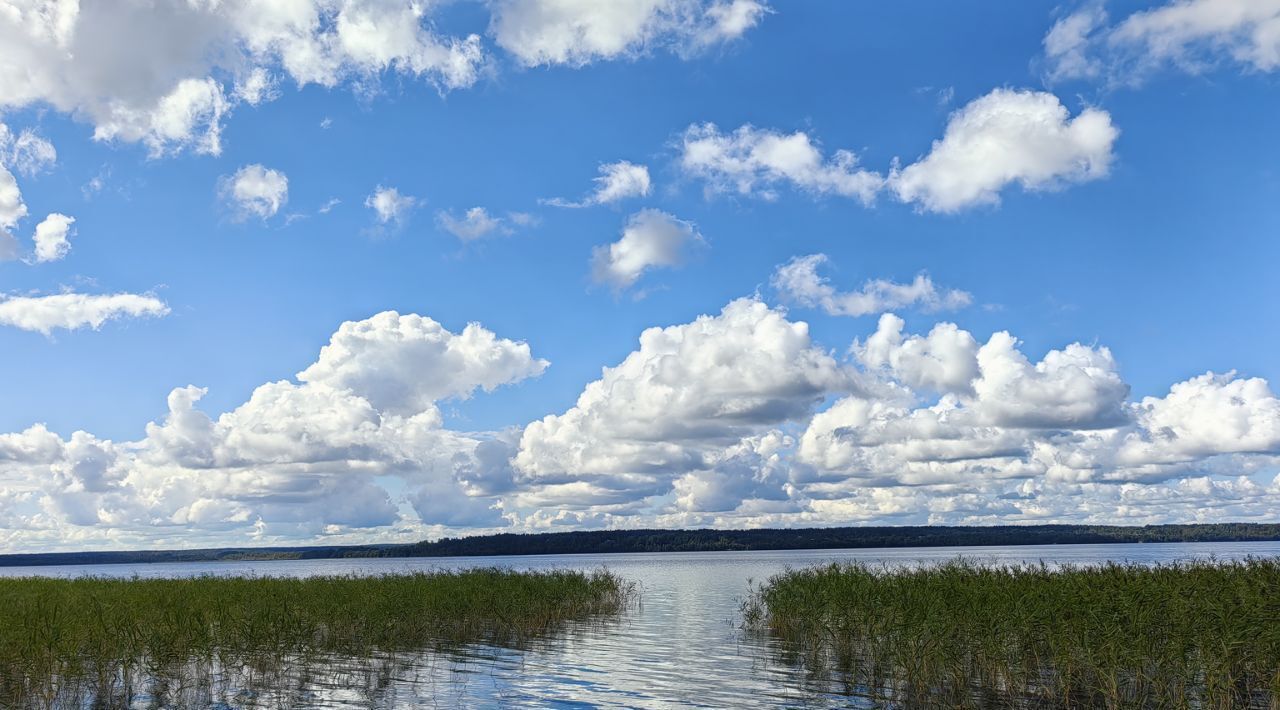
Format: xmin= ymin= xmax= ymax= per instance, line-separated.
xmin=0 ymin=0 xmax=1278 ymax=551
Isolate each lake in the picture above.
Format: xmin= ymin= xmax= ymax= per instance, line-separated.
xmin=5 ymin=540 xmax=1279 ymax=708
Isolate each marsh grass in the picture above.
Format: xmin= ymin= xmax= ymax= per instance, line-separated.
xmin=0 ymin=568 xmax=633 ymax=708
xmin=741 ymin=558 xmax=1280 ymax=708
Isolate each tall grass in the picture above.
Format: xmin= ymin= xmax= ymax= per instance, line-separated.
xmin=0 ymin=568 xmax=633 ymax=708
xmin=742 ymin=558 xmax=1280 ymax=708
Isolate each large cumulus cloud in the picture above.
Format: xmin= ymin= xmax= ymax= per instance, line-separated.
xmin=513 ymin=298 xmax=851 ymax=510
xmin=1 ymin=297 xmax=1277 ymax=551
xmin=0 ymin=310 xmax=547 ymax=550
xmin=0 ymin=0 xmax=768 ymax=155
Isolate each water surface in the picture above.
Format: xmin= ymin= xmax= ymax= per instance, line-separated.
xmin=6 ymin=541 xmax=1278 ymax=708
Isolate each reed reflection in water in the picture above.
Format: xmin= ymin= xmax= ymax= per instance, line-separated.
xmin=61 ymin=629 xmax=631 ymax=709
xmin=0 ymin=569 xmax=632 ymax=709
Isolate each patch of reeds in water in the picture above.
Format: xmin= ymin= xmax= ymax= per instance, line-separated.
xmin=741 ymin=558 xmax=1280 ymax=708
xmin=0 ymin=568 xmax=634 ymax=708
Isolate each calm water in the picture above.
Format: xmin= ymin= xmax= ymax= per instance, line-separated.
xmin=5 ymin=541 xmax=1279 ymax=708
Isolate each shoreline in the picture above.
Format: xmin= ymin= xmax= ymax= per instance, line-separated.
xmin=3 ymin=522 xmax=1280 ymax=569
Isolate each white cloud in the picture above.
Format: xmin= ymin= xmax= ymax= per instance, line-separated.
xmin=797 ymin=390 xmax=1040 ymax=487
xmin=1 ymin=123 xmax=65 ymax=262
xmin=856 ymin=313 xmax=980 ymax=395
xmin=702 ymin=0 xmax=772 ymax=44
xmin=679 ymin=123 xmax=883 ymax=203
xmin=0 ymin=1 xmax=487 ymax=156
xmin=1043 ymin=6 xmax=1108 ymax=81
xmin=0 ymin=296 xmax=1278 ymax=549
xmin=889 ymin=89 xmax=1118 ymax=213
xmin=797 ymin=318 xmax=1202 ymax=492
xmin=676 ymin=89 xmax=1116 ymax=212
xmin=0 ymin=124 xmax=57 ymax=176
xmin=365 ymin=186 xmax=416 ymax=225
xmin=514 ymin=298 xmax=850 ymax=506
xmin=671 ymin=430 xmax=792 ymax=512
xmin=1119 ymin=372 xmax=1280 ymax=464
xmin=489 ymin=0 xmax=768 ymax=67
xmin=772 ymin=254 xmax=972 ymax=317
xmin=219 ymin=164 xmax=289 ymax=221
xmin=0 ymin=0 xmax=769 ymax=157
xmin=1113 ymin=0 xmax=1280 ymax=71
xmin=1045 ymin=0 xmax=1280 ymax=81
xmin=296 ymin=311 xmax=549 ymax=416
xmin=98 ymin=77 xmax=232 ymax=157
xmin=0 ymin=125 xmax=30 ymax=233
xmin=436 ymin=207 xmax=509 ymax=241
xmin=546 ymin=160 xmax=652 ymax=208
xmin=234 ymin=67 xmax=278 ymax=106
xmin=31 ymin=212 xmax=75 ymax=263
xmin=972 ymin=331 xmax=1129 ymax=430
xmin=0 ymin=292 xmax=169 ymax=335
xmin=0 ymin=124 xmax=74 ymax=264
xmin=591 ymin=208 xmax=702 ymax=290
xmin=0 ymin=159 xmax=17 ymax=259
xmin=0 ymin=309 xmax=552 ymax=550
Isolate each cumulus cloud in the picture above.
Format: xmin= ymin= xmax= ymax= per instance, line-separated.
xmin=2 ymin=124 xmax=70 ymax=263
xmin=772 ymin=254 xmax=972 ymax=317
xmin=31 ymin=213 xmax=75 ymax=263
xmin=514 ymin=298 xmax=850 ymax=507
xmin=1118 ymin=372 xmax=1280 ymax=464
xmin=674 ymin=88 xmax=1117 ymax=212
xmin=1044 ymin=0 xmax=1280 ymax=82
xmin=0 ymin=292 xmax=169 ymax=335
xmin=366 ymin=186 xmax=416 ymax=225
xmin=545 ymin=160 xmax=652 ymax=208
xmin=972 ymin=332 xmax=1129 ymax=430
xmin=679 ymin=123 xmax=883 ymax=202
xmin=671 ymin=430 xmax=793 ymax=512
xmin=0 ymin=1 xmax=769 ymax=156
xmin=0 ymin=124 xmax=75 ymax=264
xmin=436 ymin=207 xmax=509 ymax=241
xmin=856 ymin=314 xmax=980 ymax=395
xmin=296 ymin=311 xmax=548 ymax=416
xmin=888 ymin=89 xmax=1118 ymax=213
xmin=219 ymin=164 xmax=288 ymax=221
xmin=0 ymin=1 xmax=487 ymax=155
xmin=0 ymin=309 xmax=551 ymax=550
xmin=796 ymin=316 xmax=1269 ymax=495
xmin=591 ymin=208 xmax=703 ymax=290
xmin=508 ymin=300 xmax=1278 ymax=526
xmin=490 ymin=0 xmax=769 ymax=67
xmin=0 ymin=297 xmax=1277 ymax=549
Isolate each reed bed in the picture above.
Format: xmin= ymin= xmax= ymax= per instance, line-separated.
xmin=741 ymin=558 xmax=1280 ymax=708
xmin=0 ymin=568 xmax=633 ymax=708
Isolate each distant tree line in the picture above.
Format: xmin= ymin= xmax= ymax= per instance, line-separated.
xmin=395 ymin=524 xmax=1280 ymax=558
xmin=3 ymin=523 xmax=1279 ymax=568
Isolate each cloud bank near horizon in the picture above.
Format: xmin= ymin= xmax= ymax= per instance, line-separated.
xmin=1 ymin=280 xmax=1275 ymax=552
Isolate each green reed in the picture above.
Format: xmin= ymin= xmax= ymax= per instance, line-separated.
xmin=0 ymin=568 xmax=633 ymax=707
xmin=742 ymin=558 xmax=1280 ymax=708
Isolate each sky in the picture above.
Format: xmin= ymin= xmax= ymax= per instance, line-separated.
xmin=0 ymin=0 xmax=1278 ymax=553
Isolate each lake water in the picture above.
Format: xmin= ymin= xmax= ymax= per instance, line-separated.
xmin=5 ymin=540 xmax=1279 ymax=708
